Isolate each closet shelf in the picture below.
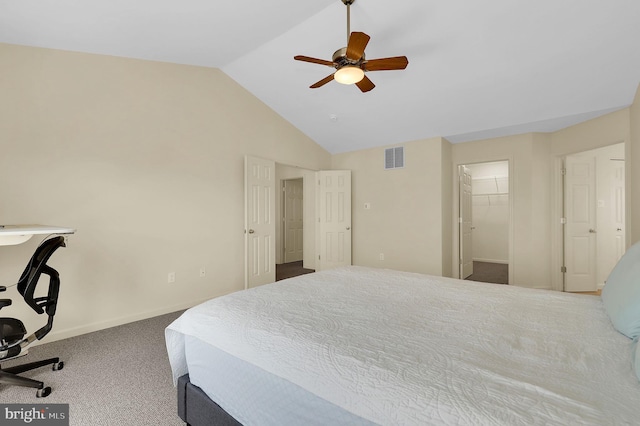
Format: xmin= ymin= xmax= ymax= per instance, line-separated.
xmin=472 ymin=192 xmax=508 ymax=197
xmin=472 ymin=192 xmax=508 ymax=206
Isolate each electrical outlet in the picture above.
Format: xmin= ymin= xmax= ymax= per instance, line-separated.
xmin=379 ymin=253 xmax=384 ymax=261
xmin=168 ymin=272 xmax=176 ymax=283
xmin=199 ymin=267 xmax=206 ymax=277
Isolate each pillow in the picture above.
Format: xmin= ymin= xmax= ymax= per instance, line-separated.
xmin=601 ymin=240 xmax=640 ymax=339
xmin=634 ymin=339 xmax=640 ymax=381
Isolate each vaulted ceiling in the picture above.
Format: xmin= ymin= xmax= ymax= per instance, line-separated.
xmin=2 ymin=0 xmax=639 ymax=153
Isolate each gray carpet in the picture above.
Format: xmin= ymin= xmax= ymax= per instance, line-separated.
xmin=0 ymin=311 xmax=185 ymax=426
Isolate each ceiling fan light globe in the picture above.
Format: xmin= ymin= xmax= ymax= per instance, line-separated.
xmin=334 ymin=66 xmax=365 ymax=85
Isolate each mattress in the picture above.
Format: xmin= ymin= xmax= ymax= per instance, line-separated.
xmin=166 ymin=266 xmax=640 ymax=425
xmin=184 ymin=335 xmax=375 ymax=425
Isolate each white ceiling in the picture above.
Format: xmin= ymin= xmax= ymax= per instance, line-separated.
xmin=2 ymin=0 xmax=639 ymax=154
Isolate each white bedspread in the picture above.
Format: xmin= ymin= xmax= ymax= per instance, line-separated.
xmin=166 ymin=266 xmax=640 ymax=425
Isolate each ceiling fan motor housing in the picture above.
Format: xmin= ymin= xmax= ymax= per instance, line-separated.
xmin=332 ymin=47 xmax=365 ymax=69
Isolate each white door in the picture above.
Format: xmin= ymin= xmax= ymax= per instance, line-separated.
xmin=317 ymin=170 xmax=352 ymax=271
xmin=564 ymin=155 xmax=597 ymax=292
xmin=459 ymin=165 xmax=473 ymax=279
xmin=283 ymin=179 xmax=304 ymax=263
xmin=245 ymin=156 xmax=276 ymax=288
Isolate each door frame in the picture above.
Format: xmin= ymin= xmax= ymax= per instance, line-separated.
xmin=453 ymin=159 xmax=514 ymax=284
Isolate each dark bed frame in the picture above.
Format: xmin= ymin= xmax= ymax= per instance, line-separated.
xmin=177 ymin=374 xmax=242 ymax=426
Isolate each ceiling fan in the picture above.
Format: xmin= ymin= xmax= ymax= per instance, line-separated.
xmin=294 ymin=0 xmax=408 ymax=93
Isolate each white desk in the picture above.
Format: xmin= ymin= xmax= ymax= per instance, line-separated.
xmin=0 ymin=225 xmax=76 ymax=246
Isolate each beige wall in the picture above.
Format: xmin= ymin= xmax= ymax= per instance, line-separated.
xmin=0 ymin=43 xmax=331 ymax=341
xmin=550 ymin=109 xmax=632 ymax=288
xmin=2 ymin=42 xmax=639 ymax=342
xmin=340 ymin=105 xmax=635 ymax=290
xmin=440 ymin=138 xmax=453 ymax=277
xmin=452 ymin=133 xmax=551 ymax=288
xmin=452 ymin=108 xmax=633 ymax=289
xmin=551 ymin=109 xmax=630 ymax=156
xmin=332 ymin=137 xmax=451 ymax=276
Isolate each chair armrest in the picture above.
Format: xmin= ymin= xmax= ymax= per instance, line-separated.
xmin=0 ymin=286 xmax=9 ymax=308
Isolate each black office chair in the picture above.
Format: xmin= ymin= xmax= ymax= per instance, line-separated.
xmin=0 ymin=236 xmax=66 ymax=397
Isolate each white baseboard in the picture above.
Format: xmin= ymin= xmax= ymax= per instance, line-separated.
xmin=35 ymin=290 xmax=237 ymax=346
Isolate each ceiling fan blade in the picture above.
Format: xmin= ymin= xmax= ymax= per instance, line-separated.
xmin=346 ymin=32 xmax=370 ymax=61
xmin=355 ymin=75 xmax=375 ymax=93
xmin=310 ymin=74 xmax=335 ymax=89
xmin=294 ymin=55 xmax=335 ymax=67
xmin=364 ymin=56 xmax=409 ymax=71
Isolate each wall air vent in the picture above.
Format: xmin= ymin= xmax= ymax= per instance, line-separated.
xmin=384 ymin=147 xmax=404 ymax=170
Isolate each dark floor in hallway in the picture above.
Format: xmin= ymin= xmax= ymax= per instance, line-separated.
xmin=276 ymin=260 xmax=507 ymax=285
xmin=276 ymin=260 xmax=315 ymax=281
xmin=465 ymin=261 xmax=509 ymax=284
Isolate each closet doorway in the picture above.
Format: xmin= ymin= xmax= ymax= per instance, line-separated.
xmin=459 ymin=161 xmax=510 ymax=284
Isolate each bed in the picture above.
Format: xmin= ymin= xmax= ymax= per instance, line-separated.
xmin=166 ymin=244 xmax=640 ymax=425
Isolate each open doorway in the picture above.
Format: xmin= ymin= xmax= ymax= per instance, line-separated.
xmin=245 ymin=159 xmax=352 ymax=288
xmin=274 ymin=164 xmax=316 ymax=282
xmin=561 ymin=143 xmax=625 ymax=292
xmin=278 ymin=178 xmax=314 ymax=281
xmin=459 ymin=160 xmax=510 ymax=284
xmin=283 ymin=178 xmax=304 ymax=263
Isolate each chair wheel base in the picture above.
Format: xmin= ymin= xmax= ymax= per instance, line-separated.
xmin=36 ymin=387 xmax=51 ymax=398
xmin=53 ymin=361 xmax=64 ymax=371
